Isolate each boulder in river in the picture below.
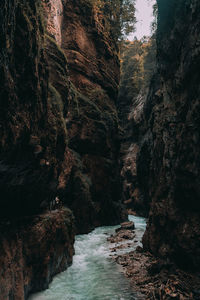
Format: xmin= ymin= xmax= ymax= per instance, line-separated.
xmin=115 ymin=221 xmax=135 ymax=233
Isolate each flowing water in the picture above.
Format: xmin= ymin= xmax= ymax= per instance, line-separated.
xmin=29 ymin=215 xmax=146 ymax=300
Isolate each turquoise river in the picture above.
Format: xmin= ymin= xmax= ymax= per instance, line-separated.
xmin=29 ymin=215 xmax=146 ymax=300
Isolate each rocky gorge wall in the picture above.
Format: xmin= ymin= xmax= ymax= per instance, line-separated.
xmin=119 ymin=92 xmax=150 ymax=216
xmin=0 ymin=209 xmax=74 ymax=300
xmin=0 ymin=1 xmax=75 ymax=298
xmin=117 ymin=40 xmax=156 ymax=216
xmin=41 ymin=0 xmax=124 ymax=233
xmin=142 ymin=0 xmax=200 ymax=269
xmin=58 ymin=0 xmax=124 ymax=232
xmin=0 ymin=0 xmax=123 ymax=298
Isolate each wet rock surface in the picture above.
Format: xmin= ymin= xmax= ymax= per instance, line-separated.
xmin=115 ymin=221 xmax=135 ymax=232
xmin=141 ymin=0 xmax=200 ymax=270
xmin=114 ymin=249 xmax=200 ymax=299
xmin=107 ymin=219 xmax=138 ymax=251
xmin=0 ymin=0 xmax=124 ymax=228
xmin=0 ymin=0 xmax=124 ymax=298
xmin=0 ymin=209 xmax=75 ymax=300
xmin=56 ymin=0 xmax=125 ymax=233
xmin=108 ymin=230 xmax=135 ymax=243
xmin=108 ymin=224 xmax=200 ymax=299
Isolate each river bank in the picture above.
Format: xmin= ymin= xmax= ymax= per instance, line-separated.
xmin=29 ymin=213 xmax=200 ymax=299
xmin=29 ymin=216 xmax=145 ymax=300
xmin=109 ymin=216 xmax=200 ymax=299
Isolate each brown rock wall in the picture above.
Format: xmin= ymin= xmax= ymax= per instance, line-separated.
xmin=0 ymin=0 xmax=70 ymax=216
xmin=56 ymin=0 xmax=124 ymax=232
xmin=42 ymin=0 xmax=63 ymax=45
xmin=41 ymin=0 xmax=124 ymax=233
xmin=61 ymin=0 xmax=120 ymax=98
xmin=0 ymin=209 xmax=74 ymax=300
xmin=142 ymin=0 xmax=200 ymax=269
xmin=0 ymin=0 xmax=124 ymax=297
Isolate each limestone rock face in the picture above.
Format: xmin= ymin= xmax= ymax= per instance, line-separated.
xmin=0 ymin=0 xmax=69 ymax=217
xmin=61 ymin=0 xmax=119 ymax=98
xmin=142 ymin=0 xmax=200 ymax=269
xmin=0 ymin=0 xmax=123 ymax=226
xmin=42 ymin=0 xmax=63 ymax=46
xmin=40 ymin=0 xmax=125 ymax=234
xmin=0 ymin=209 xmax=74 ymax=300
xmin=57 ymin=0 xmax=124 ymax=233
xmin=0 ymin=1 xmax=75 ymax=298
xmin=0 ymin=0 xmax=123 ymax=296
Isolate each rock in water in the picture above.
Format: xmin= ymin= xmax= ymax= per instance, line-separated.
xmin=116 ymin=221 xmax=135 ymax=232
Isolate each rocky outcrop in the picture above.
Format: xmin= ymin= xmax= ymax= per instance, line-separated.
xmin=0 ymin=209 xmax=74 ymax=300
xmin=0 ymin=0 xmax=123 ymax=226
xmin=0 ymin=0 xmax=124 ymax=297
xmin=57 ymin=0 xmax=124 ymax=233
xmin=113 ymin=247 xmax=200 ymax=299
xmin=0 ymin=0 xmax=70 ymax=217
xmin=40 ymin=1 xmax=125 ymax=234
xmin=0 ymin=1 xmax=75 ymax=298
xmin=142 ymin=0 xmax=200 ymax=270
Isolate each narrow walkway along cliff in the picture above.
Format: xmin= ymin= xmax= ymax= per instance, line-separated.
xmin=0 ymin=0 xmax=200 ymax=299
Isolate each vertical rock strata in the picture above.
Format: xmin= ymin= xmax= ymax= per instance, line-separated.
xmin=142 ymin=0 xmax=200 ymax=269
xmin=0 ymin=209 xmax=74 ymax=300
xmin=60 ymin=0 xmax=123 ymax=232
xmin=0 ymin=0 xmax=123 ymax=298
xmin=0 ymin=0 xmax=69 ymax=217
xmin=0 ymin=1 xmax=74 ymax=298
xmin=42 ymin=0 xmax=124 ymax=233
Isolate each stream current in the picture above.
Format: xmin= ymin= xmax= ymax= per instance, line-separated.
xmin=29 ymin=215 xmax=146 ymax=300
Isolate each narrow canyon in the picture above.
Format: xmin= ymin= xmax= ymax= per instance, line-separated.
xmin=0 ymin=0 xmax=199 ymax=299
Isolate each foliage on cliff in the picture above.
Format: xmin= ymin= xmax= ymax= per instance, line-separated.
xmin=117 ymin=35 xmax=156 ymax=216
xmin=118 ymin=37 xmax=156 ymax=118
xmin=89 ymin=0 xmax=136 ymax=40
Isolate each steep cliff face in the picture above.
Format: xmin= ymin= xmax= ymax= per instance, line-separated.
xmin=0 ymin=1 xmax=75 ymax=298
xmin=0 ymin=0 xmax=70 ymax=217
xmin=0 ymin=0 xmax=123 ymax=228
xmin=58 ymin=0 xmax=124 ymax=232
xmin=0 ymin=0 xmax=123 ymax=296
xmin=41 ymin=1 xmax=124 ymax=234
xmin=142 ymin=0 xmax=200 ymax=269
xmin=0 ymin=209 xmax=74 ymax=300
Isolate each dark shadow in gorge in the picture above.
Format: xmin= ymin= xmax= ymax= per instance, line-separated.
xmin=117 ymin=35 xmax=156 ymax=217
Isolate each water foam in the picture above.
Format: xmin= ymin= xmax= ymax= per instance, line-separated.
xmin=29 ymin=216 xmax=146 ymax=300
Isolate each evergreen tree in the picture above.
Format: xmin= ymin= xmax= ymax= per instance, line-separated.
xmin=90 ymin=0 xmax=136 ymax=41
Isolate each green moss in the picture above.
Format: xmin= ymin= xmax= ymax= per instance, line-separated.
xmin=87 ymin=87 xmax=117 ymax=114
xmin=68 ymin=83 xmax=118 ymax=138
xmin=48 ymin=84 xmax=68 ymax=141
xmin=45 ymin=34 xmax=67 ymax=65
xmin=22 ymin=11 xmax=34 ymax=31
xmin=69 ymin=83 xmax=82 ymax=116
xmin=37 ymin=1 xmax=47 ymax=30
xmin=49 ymin=84 xmax=63 ymax=111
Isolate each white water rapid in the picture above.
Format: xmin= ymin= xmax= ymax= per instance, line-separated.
xmin=29 ymin=215 xmax=146 ymax=300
